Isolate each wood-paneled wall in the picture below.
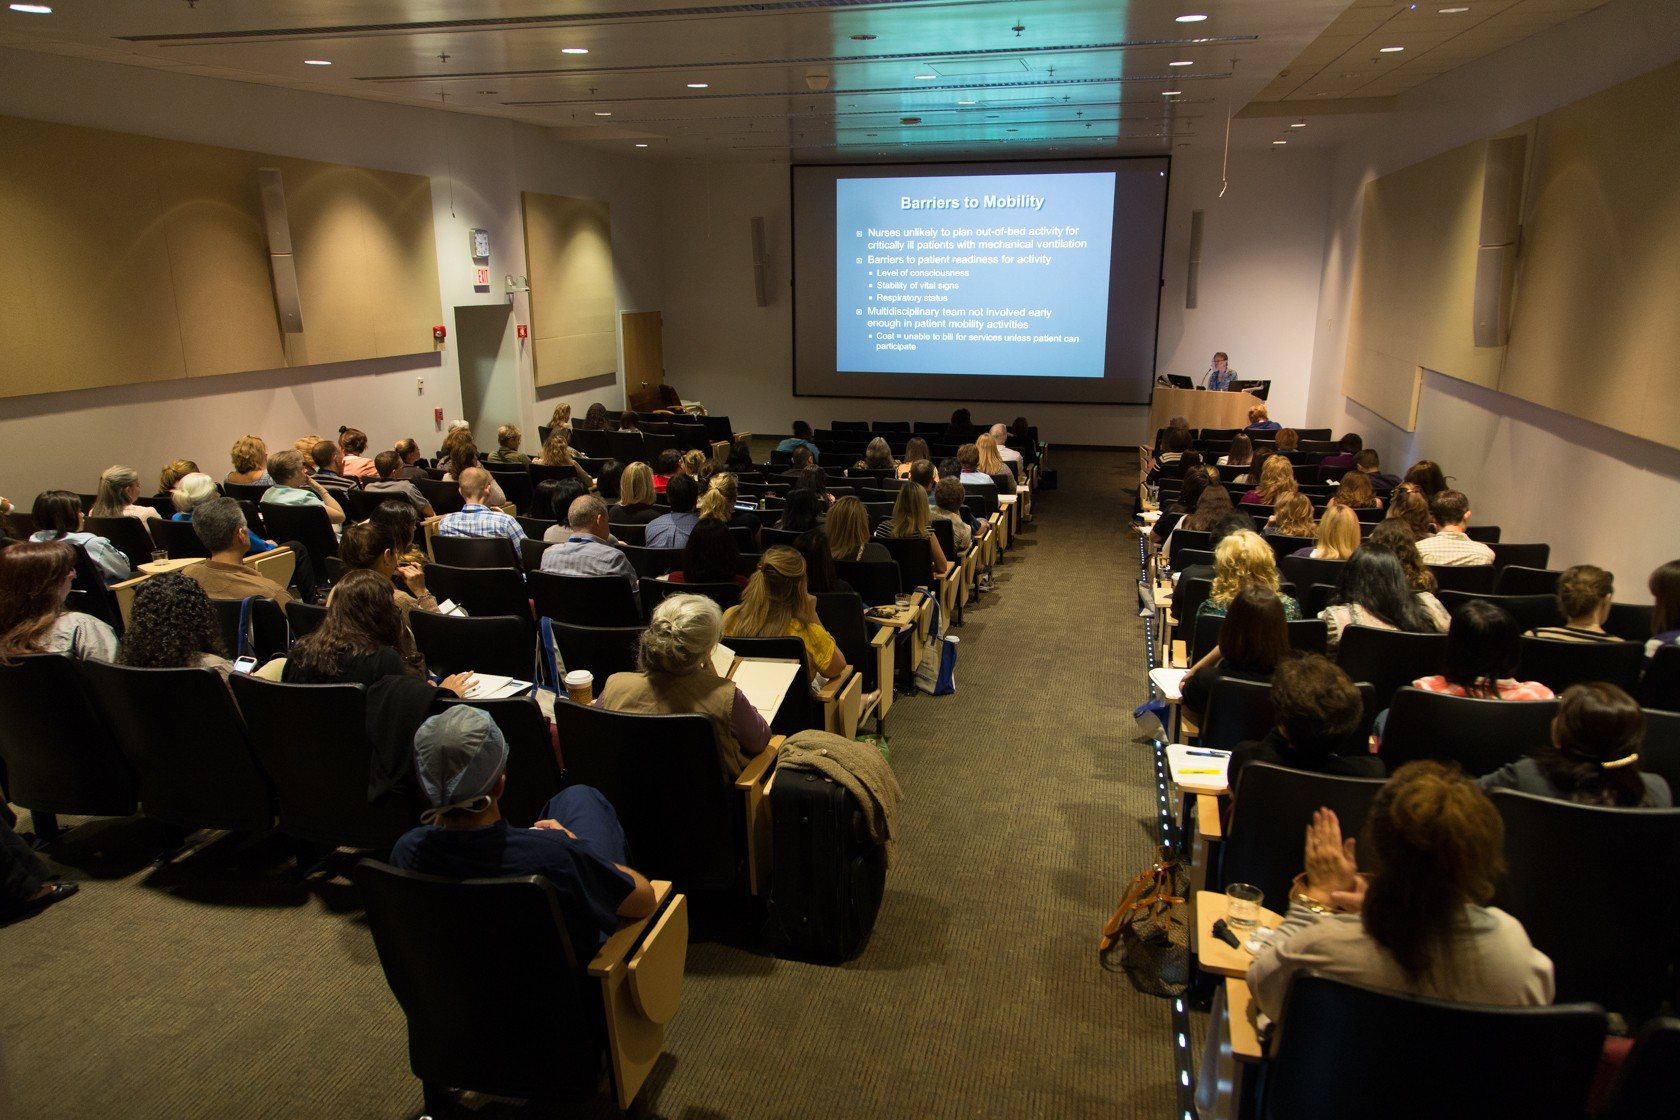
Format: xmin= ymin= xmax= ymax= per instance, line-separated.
xmin=521 ymin=191 xmax=617 ymax=388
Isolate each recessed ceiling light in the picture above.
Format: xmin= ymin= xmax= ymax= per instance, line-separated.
xmin=850 ymin=33 xmax=876 ymax=41
xmin=1170 ymin=60 xmax=1194 ymax=67
xmin=635 ymin=143 xmax=648 ymax=148
xmin=956 ymin=99 xmax=977 ymax=106
xmin=914 ymin=73 xmax=937 ymax=80
xmin=304 ymin=59 xmax=332 ymax=66
xmin=1162 ymin=90 xmax=1182 ymax=96
xmin=561 ymin=47 xmax=589 ymax=55
xmin=1438 ymin=6 xmax=1469 ymax=12
xmin=594 ymin=111 xmax=612 ymax=116
xmin=8 ymin=4 xmax=53 ymax=12
xmin=478 ymin=90 xmax=498 ymax=95
xmin=1273 ymin=139 xmax=1288 ymax=145
xmin=686 ymin=82 xmax=709 ymax=89
xmin=1175 ymin=14 xmax=1208 ymax=23
xmin=1379 ymin=45 xmax=1405 ymax=53
xmin=1291 ymin=121 xmax=1307 ymax=128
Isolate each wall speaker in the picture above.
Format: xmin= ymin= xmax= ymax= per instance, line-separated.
xmin=1472 ymin=135 xmax=1526 ymax=347
xmin=750 ymin=215 xmax=769 ymax=308
xmin=258 ymin=167 xmax=304 ymax=333
xmin=1186 ymin=209 xmax=1204 ymax=310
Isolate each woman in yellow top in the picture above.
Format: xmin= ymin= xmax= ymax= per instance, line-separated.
xmin=722 ymin=546 xmax=847 ymax=680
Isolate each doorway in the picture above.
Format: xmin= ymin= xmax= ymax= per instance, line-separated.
xmin=454 ymin=304 xmax=519 ymax=438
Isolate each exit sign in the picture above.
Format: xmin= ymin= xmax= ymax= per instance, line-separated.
xmin=473 ymin=266 xmax=490 ymax=287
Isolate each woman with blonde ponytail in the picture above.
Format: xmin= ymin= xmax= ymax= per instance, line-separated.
xmin=722 ymin=546 xmax=847 ymax=679
xmin=596 ymin=593 xmax=771 ymax=779
xmin=696 ymin=471 xmax=762 ymax=544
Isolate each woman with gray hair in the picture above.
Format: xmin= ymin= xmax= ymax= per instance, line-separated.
xmin=170 ymin=473 xmax=280 ymax=556
xmin=89 ymin=464 xmax=159 ymax=521
xmin=595 ymin=593 xmax=772 ymax=779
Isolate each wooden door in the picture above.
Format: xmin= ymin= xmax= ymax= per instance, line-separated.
xmin=621 ymin=310 xmax=664 ymax=409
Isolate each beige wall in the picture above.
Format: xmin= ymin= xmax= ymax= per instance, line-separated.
xmin=0 ymin=47 xmax=661 ymax=500
xmin=655 ymin=145 xmax=1331 ymax=445
xmin=1308 ymin=0 xmax=1680 ymax=600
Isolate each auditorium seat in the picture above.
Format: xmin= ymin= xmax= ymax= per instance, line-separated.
xmin=1516 ymin=636 xmax=1644 ymax=694
xmin=1378 ymin=688 xmax=1557 ymax=776
xmin=0 ymin=654 xmax=138 ymax=838
xmin=409 ymin=612 xmax=537 ymax=682
xmin=1335 ymin=626 xmax=1446 ymax=711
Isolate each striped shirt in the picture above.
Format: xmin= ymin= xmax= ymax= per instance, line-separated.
xmin=1528 ymin=625 xmax=1621 ymax=645
xmin=437 ymin=504 xmax=526 ymax=545
xmin=539 ymin=533 xmax=638 ymax=595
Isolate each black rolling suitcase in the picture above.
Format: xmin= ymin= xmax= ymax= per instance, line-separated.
xmin=766 ymin=768 xmax=888 ymax=963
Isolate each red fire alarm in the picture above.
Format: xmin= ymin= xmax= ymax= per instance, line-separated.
xmin=432 ymin=324 xmax=447 ymax=342
xmin=516 ymin=323 xmax=528 ymax=340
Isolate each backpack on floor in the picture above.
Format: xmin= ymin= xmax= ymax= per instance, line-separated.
xmin=1099 ymin=845 xmax=1190 ymax=998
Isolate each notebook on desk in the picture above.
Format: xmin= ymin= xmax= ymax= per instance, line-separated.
xmin=717 ymin=646 xmax=801 ymax=724
xmin=461 ymin=674 xmax=533 ymax=700
xmin=1166 ymin=743 xmax=1231 ymax=794
xmin=1150 ymin=667 xmax=1188 ymax=701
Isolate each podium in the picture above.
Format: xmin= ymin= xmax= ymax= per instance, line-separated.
xmin=1148 ymin=386 xmax=1267 ymax=438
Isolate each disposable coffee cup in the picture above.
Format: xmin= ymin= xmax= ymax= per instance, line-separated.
xmin=564 ymin=669 xmax=594 ymax=705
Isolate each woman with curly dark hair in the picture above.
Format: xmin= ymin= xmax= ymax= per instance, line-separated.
xmin=118 ymin=574 xmax=230 ymax=675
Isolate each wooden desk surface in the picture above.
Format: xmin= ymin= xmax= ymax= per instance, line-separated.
xmin=1195 ymin=890 xmax=1284 ymax=978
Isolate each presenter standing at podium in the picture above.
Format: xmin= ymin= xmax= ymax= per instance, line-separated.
xmin=1205 ymin=352 xmax=1236 ymax=391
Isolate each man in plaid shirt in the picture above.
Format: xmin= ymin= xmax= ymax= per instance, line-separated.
xmin=1416 ymin=490 xmax=1495 ymax=566
xmin=437 ymin=468 xmax=526 ymax=546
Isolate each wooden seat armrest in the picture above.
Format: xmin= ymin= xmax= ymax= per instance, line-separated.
xmin=589 ymin=880 xmax=689 ymax=1111
xmin=1227 ymin=978 xmax=1264 ymax=1062
xmin=814 ymin=665 xmax=853 ymax=703
xmin=111 ymin=573 xmax=150 ymax=593
xmin=737 ymin=737 xmax=782 ymax=896
xmin=872 ymin=627 xmax=895 ymax=722
xmin=589 ymin=880 xmax=676 ymax=976
xmin=824 ymin=671 xmax=865 ymax=739
xmin=1170 ymin=639 xmax=1189 ymax=669
xmin=735 ymin=736 xmax=782 ymax=791
xmin=1196 ymin=794 xmax=1224 ymax=841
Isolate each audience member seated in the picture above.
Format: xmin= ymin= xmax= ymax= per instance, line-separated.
xmin=118 ymin=573 xmax=231 ymax=676
xmin=157 ymin=458 xmax=198 ymax=497
xmin=892 ymin=438 xmax=929 ymax=480
xmin=796 ymin=465 xmax=835 ymax=509
xmin=1196 ymin=530 xmax=1300 ymax=622
xmin=339 ymin=520 xmax=439 ymax=630
xmin=1296 ymin=504 xmax=1360 ymax=560
xmin=1364 ymin=521 xmax=1451 ymax=629
xmin=364 ymin=451 xmax=434 ymax=517
xmin=186 ymin=497 xmax=295 ymax=605
xmin=598 ymin=594 xmax=772 ymax=780
xmin=854 ymin=437 xmax=892 ymax=473
xmin=873 ymin=483 xmax=951 ymax=576
xmin=975 ymin=435 xmax=1018 ymax=496
xmin=1266 ymin=492 xmax=1316 ymax=538
xmin=826 ymin=496 xmax=891 ymax=564
xmin=989 ymin=424 xmax=1024 ymax=478
xmin=1530 ymin=564 xmax=1619 ymax=643
xmin=442 ymin=441 xmax=508 ymax=508
xmin=929 ymin=478 xmax=974 ymax=554
xmin=1182 ymin=585 xmax=1296 ymax=721
xmin=260 ymin=450 xmax=347 ymax=527
xmin=1228 ymin=655 xmax=1384 ymax=789
xmin=1274 ymin=428 xmax=1300 ymax=453
xmin=488 ymin=424 xmax=532 ymax=466
xmin=1241 ymin=454 xmax=1299 ymax=509
xmin=338 ymin=427 xmax=378 ymax=478
xmin=1479 ymin=683 xmax=1670 ymax=807
xmin=647 ymin=475 xmax=700 ymax=549
xmin=0 ymin=541 xmax=119 ymax=662
xmin=282 ymin=570 xmax=466 ymax=695
xmin=777 ymin=421 xmax=821 ymax=461
xmin=778 ymin=488 xmax=824 ymax=534
xmin=1328 ymin=471 xmax=1382 ymax=511
xmin=90 ymin=464 xmax=159 ymax=522
xmin=1319 ymin=433 xmax=1363 ymax=470
xmin=723 ymin=546 xmax=848 ymax=680
xmin=307 ymin=439 xmax=359 ymax=496
xmin=1412 ymin=600 xmax=1553 ymax=701
xmin=389 ymin=706 xmax=656 ymax=946
xmin=1248 ymin=762 xmax=1554 ymax=1020
xmin=1217 ymin=433 xmax=1254 ymax=482
xmin=537 ymin=428 xmax=595 ymax=489
xmin=646 ymin=448 xmax=680 ymax=496
xmin=665 ymin=517 xmax=745 ymax=587
xmin=1245 ymin=404 xmax=1281 ymax=433
xmin=0 ymin=815 xmax=78 ymax=921
xmin=610 ymin=463 xmax=662 ymax=526
xmin=226 ymin=435 xmax=272 ymax=487
xmin=1403 ymin=459 xmax=1449 ymax=501
xmin=1179 ymin=483 xmax=1235 ymax=536
xmin=581 ymin=402 xmax=611 ymax=431
xmin=725 ymin=440 xmax=755 ymax=473
xmin=369 ymin=499 xmax=429 ymax=571
xmin=1318 ymin=547 xmax=1443 ymax=653
xmin=391 ymin=438 xmax=428 ymax=481
xmin=1414 ymin=490 xmax=1493 ymax=566
xmin=437 ymin=468 xmax=526 ymax=546
xmin=1354 ymin=448 xmax=1400 ymax=490
xmin=1146 ymin=426 xmax=1192 ymax=489
xmin=696 ymin=472 xmax=761 ymax=543
xmin=777 ymin=444 xmax=815 ymax=487
xmin=1010 ymin=417 xmax=1037 ymax=467
xmin=680 ymin=449 xmax=709 ymax=484
xmin=541 ymin=495 xmax=638 ymax=595
xmin=1383 ymin=486 xmax=1434 ymax=540
xmin=535 ymin=479 xmax=590 ymax=542
xmin=945 ymin=407 xmax=978 ymax=442
xmin=1180 ymin=513 xmax=1257 ymax=589
xmin=618 ymin=411 xmax=641 ymax=434
xmin=547 ymin=403 xmax=573 ymax=435
xmin=794 ymin=529 xmax=854 ymax=597
xmin=1645 ymin=560 xmax=1680 ymax=661
xmin=28 ymin=490 xmax=132 ymax=582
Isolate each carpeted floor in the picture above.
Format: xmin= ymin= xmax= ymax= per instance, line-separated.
xmin=1 ymin=449 xmax=1174 ymax=1120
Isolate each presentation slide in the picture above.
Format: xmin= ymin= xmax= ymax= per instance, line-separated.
xmin=835 ymin=171 xmax=1116 ymax=379
xmin=793 ymin=157 xmax=1168 ymax=406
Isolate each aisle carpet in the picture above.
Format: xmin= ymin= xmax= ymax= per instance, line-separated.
xmin=1 ymin=449 xmax=1172 ymax=1119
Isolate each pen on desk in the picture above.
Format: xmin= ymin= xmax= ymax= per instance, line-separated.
xmin=1181 ymin=768 xmax=1222 ymax=775
xmin=1186 ymin=749 xmax=1229 ymax=757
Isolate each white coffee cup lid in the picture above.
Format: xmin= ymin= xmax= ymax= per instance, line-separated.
xmin=564 ymin=670 xmax=594 ymax=686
